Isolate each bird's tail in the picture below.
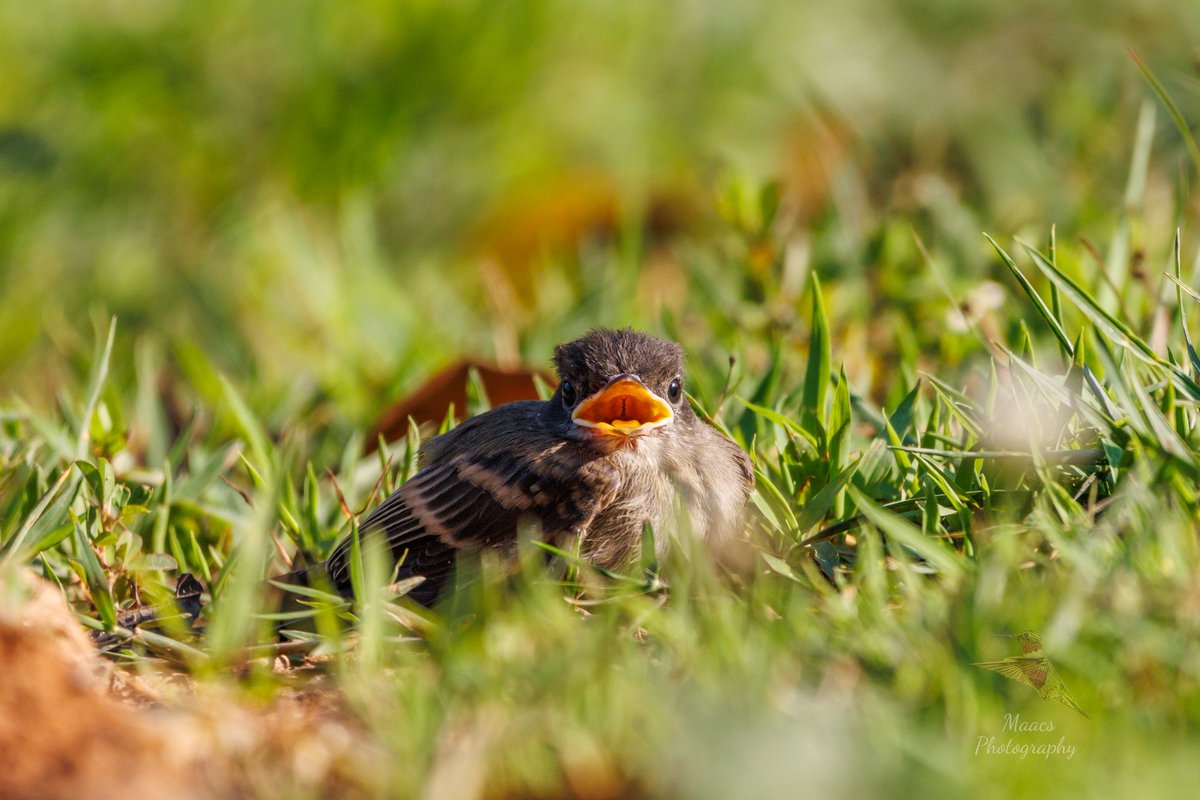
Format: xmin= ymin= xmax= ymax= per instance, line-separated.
xmin=268 ymin=552 xmax=343 ymax=634
xmin=1058 ymin=692 xmax=1090 ymax=719
xmin=275 ymin=565 xmax=310 ymax=589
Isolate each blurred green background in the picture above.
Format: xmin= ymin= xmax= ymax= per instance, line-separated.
xmin=6 ymin=4 xmax=1200 ymax=798
xmin=3 ymin=0 xmax=1199 ymax=427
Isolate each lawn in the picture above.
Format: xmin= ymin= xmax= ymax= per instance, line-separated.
xmin=3 ymin=2 xmax=1200 ymax=798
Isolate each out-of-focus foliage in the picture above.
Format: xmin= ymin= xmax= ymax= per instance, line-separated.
xmin=5 ymin=2 xmax=1200 ymax=798
xmin=3 ymin=0 xmax=1200 ymax=422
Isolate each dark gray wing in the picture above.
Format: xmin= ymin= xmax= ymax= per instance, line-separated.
xmin=325 ymin=403 xmax=620 ymax=604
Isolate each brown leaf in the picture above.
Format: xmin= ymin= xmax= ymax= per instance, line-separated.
xmin=367 ymin=360 xmax=553 ymax=451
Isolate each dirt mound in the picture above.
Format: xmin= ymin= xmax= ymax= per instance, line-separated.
xmin=0 ymin=571 xmax=380 ymax=800
xmin=0 ymin=573 xmax=195 ymax=800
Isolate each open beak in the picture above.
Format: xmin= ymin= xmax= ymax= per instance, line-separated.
xmin=571 ymin=375 xmax=673 ymax=436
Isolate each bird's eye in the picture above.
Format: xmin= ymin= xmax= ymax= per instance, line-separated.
xmin=667 ymin=378 xmax=682 ymax=403
xmin=561 ymin=380 xmax=577 ymax=407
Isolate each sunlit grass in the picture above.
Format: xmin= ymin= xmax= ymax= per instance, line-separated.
xmin=5 ymin=206 xmax=1200 ymax=795
xmin=3 ymin=2 xmax=1200 ymax=796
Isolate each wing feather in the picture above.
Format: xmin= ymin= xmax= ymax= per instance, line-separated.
xmin=323 ymin=406 xmax=620 ymax=605
xmin=973 ymin=656 xmax=1049 ymax=690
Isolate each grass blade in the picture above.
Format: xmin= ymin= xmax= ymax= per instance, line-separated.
xmin=77 ymin=317 xmax=118 ymax=459
xmin=803 ymin=272 xmax=831 ymax=425
xmin=986 ymin=235 xmax=1073 ymax=358
xmin=1131 ymin=49 xmax=1200 ymax=181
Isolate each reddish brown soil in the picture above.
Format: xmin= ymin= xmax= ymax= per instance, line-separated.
xmin=0 ymin=573 xmax=380 ymax=800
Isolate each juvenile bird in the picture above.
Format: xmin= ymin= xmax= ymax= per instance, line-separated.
xmin=322 ymin=328 xmax=754 ymax=604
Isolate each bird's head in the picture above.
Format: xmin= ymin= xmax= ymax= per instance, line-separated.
xmin=992 ymin=630 xmax=1043 ymax=653
xmin=551 ymin=328 xmax=692 ymax=448
xmin=1012 ymin=631 xmax=1043 ymax=652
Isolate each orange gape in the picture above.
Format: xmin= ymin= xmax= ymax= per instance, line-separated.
xmin=571 ymin=378 xmax=673 ymax=436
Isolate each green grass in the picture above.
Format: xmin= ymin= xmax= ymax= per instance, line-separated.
xmin=6 ymin=215 xmax=1200 ymax=796
xmin=5 ymin=2 xmax=1200 ymax=797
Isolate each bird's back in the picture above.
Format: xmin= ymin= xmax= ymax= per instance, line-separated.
xmin=323 ymin=401 xmax=622 ymax=602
